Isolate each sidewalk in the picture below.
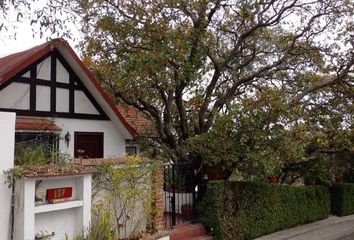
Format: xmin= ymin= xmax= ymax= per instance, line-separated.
xmin=256 ymin=215 xmax=354 ymax=240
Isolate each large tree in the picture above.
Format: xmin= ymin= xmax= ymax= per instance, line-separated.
xmin=4 ymin=1 xmax=354 ymax=166
xmin=76 ymin=0 xmax=354 ymax=162
xmin=189 ymin=87 xmax=353 ymax=182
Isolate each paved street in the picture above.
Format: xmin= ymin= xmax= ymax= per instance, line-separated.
xmin=256 ymin=215 xmax=354 ymax=240
xmin=337 ymin=233 xmax=354 ymax=240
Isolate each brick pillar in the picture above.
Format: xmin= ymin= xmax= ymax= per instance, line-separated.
xmin=152 ymin=164 xmax=164 ymax=231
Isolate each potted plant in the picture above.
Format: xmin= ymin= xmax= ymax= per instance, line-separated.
xmin=265 ymin=160 xmax=282 ymax=184
xmin=335 ymin=175 xmax=343 ymax=183
xmin=304 ymin=178 xmax=315 ymax=185
xmin=267 ymin=176 xmax=278 ymax=184
xmin=181 ymin=204 xmax=194 ymax=220
xmin=206 ymin=166 xmax=224 ymax=180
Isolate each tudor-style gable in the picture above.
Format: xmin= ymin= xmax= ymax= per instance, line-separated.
xmin=0 ymin=50 xmax=108 ymax=120
xmin=0 ymin=39 xmax=136 ymax=140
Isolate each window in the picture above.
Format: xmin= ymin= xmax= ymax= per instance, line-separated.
xmin=15 ymin=132 xmax=59 ymax=165
xmin=126 ymin=145 xmax=138 ymax=156
xmin=74 ymin=132 xmax=104 ymax=158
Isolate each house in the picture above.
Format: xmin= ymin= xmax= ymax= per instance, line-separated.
xmin=116 ymin=104 xmax=157 ymax=155
xmin=0 ymin=39 xmax=137 ymax=159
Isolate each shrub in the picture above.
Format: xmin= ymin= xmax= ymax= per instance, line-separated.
xmin=330 ymin=183 xmax=354 ymax=216
xmin=91 ymin=157 xmax=158 ymax=239
xmin=14 ymin=145 xmax=50 ymax=166
xmin=198 ymin=181 xmax=330 ymax=240
xmin=343 ymin=171 xmax=354 ymax=183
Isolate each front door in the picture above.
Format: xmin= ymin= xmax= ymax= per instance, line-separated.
xmin=74 ymin=132 xmax=103 ymax=158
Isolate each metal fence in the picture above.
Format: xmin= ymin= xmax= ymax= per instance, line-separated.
xmin=163 ymin=163 xmax=200 ymax=228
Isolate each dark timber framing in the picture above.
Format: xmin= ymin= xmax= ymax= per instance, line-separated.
xmin=50 ymin=50 xmax=57 ymax=113
xmin=0 ymin=50 xmax=109 ymax=120
xmin=29 ymin=67 xmax=36 ymax=111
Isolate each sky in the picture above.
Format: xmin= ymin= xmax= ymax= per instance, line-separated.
xmin=0 ymin=3 xmax=81 ymax=57
xmin=0 ymin=1 xmax=349 ymax=59
xmin=1 ymin=28 xmax=54 ymax=57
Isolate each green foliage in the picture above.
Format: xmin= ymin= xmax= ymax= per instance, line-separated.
xmin=188 ymin=90 xmax=298 ymax=178
xmin=342 ymin=150 xmax=354 ymax=183
xmin=3 ymin=1 xmax=354 ymax=185
xmin=91 ymin=157 xmax=158 ymax=239
xmin=198 ymin=181 xmax=330 ymax=240
xmin=188 ymin=88 xmax=354 ymax=182
xmin=3 ymin=167 xmax=25 ymax=188
xmin=14 ymin=145 xmax=50 ymax=166
xmin=56 ymin=152 xmax=73 ymax=166
xmin=344 ymin=171 xmax=354 ymax=183
xmin=330 ymin=183 xmax=354 ymax=216
xmin=67 ymin=207 xmax=118 ymax=240
xmin=74 ymin=0 xmax=354 ymax=164
xmin=65 ymin=208 xmax=119 ymax=240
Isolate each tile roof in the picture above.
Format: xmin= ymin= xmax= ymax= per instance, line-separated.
xmin=0 ymin=39 xmax=136 ymax=137
xmin=0 ymin=42 xmax=51 ymax=85
xmin=116 ymin=105 xmax=157 ymax=137
xmin=16 ymin=116 xmax=62 ymax=132
xmin=73 ymin=157 xmax=152 ymax=166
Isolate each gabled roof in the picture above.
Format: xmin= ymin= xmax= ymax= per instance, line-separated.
xmin=0 ymin=42 xmax=50 ymax=85
xmin=116 ymin=105 xmax=157 ymax=138
xmin=0 ymin=39 xmax=136 ymax=138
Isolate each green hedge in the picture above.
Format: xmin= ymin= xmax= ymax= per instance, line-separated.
xmin=343 ymin=171 xmax=354 ymax=183
xmin=198 ymin=181 xmax=330 ymax=240
xmin=330 ymin=183 xmax=354 ymax=216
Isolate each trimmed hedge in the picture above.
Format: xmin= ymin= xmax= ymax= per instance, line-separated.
xmin=198 ymin=181 xmax=330 ymax=240
xmin=330 ymin=183 xmax=354 ymax=216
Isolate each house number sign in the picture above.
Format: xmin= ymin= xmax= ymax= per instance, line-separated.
xmin=47 ymin=187 xmax=72 ymax=201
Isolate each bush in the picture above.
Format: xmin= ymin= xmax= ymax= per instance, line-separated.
xmin=198 ymin=181 xmax=330 ymax=240
xmin=330 ymin=183 xmax=354 ymax=216
xmin=343 ymin=171 xmax=354 ymax=183
xmin=91 ymin=157 xmax=158 ymax=239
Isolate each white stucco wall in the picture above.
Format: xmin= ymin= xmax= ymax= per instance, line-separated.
xmin=36 ymin=86 xmax=51 ymax=111
xmin=74 ymin=90 xmax=99 ymax=114
xmin=56 ymin=88 xmax=70 ymax=113
xmin=56 ymin=59 xmax=70 ymax=84
xmin=55 ymin=118 xmax=126 ymax=158
xmin=37 ymin=57 xmax=51 ymax=80
xmin=14 ymin=175 xmax=92 ymax=240
xmin=0 ymin=82 xmax=30 ymax=110
xmin=0 ymin=112 xmax=15 ymax=240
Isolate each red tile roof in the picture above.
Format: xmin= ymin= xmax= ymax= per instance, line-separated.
xmin=0 ymin=39 xmax=136 ymax=137
xmin=0 ymin=42 xmax=51 ymax=85
xmin=16 ymin=116 xmax=62 ymax=132
xmin=73 ymin=157 xmax=152 ymax=166
xmin=116 ymin=105 xmax=157 ymax=137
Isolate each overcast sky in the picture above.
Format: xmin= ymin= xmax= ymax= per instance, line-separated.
xmin=0 ymin=3 xmax=81 ymax=57
xmin=0 ymin=24 xmax=81 ymax=57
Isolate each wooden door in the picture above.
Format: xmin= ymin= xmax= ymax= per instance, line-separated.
xmin=74 ymin=132 xmax=103 ymax=158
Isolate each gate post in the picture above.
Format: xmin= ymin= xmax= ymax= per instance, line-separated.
xmin=0 ymin=112 xmax=16 ymax=240
xmin=171 ymin=164 xmax=176 ymax=226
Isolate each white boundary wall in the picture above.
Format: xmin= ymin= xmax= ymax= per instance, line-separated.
xmin=14 ymin=174 xmax=92 ymax=240
xmin=0 ymin=112 xmax=16 ymax=240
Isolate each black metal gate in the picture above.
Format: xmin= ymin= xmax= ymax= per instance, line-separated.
xmin=163 ymin=163 xmax=199 ymax=228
